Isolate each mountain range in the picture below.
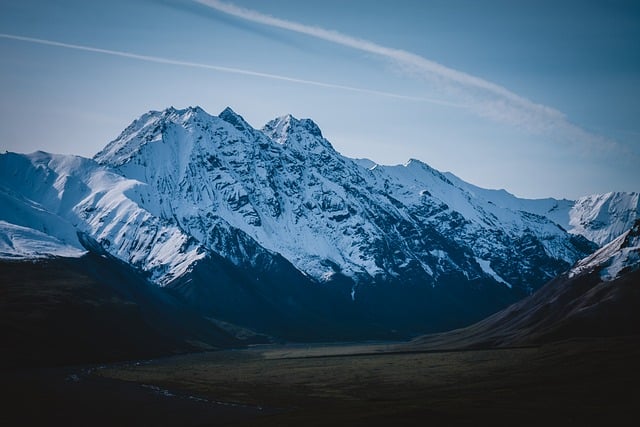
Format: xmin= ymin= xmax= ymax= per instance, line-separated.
xmin=407 ymin=218 xmax=640 ymax=349
xmin=1 ymin=106 xmax=638 ymax=352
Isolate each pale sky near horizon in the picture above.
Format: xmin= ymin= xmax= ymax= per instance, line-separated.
xmin=0 ymin=0 xmax=638 ymax=199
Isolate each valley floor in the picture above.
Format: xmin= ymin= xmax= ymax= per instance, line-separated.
xmin=3 ymin=336 xmax=639 ymax=426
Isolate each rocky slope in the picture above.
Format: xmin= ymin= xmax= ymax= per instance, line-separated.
xmin=0 ymin=247 xmax=242 ymax=367
xmin=1 ymin=106 xmax=637 ymax=338
xmin=407 ymin=219 xmax=640 ymax=349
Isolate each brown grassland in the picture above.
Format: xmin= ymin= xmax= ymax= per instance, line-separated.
xmin=87 ymin=337 xmax=640 ymax=425
xmin=3 ymin=336 xmax=639 ymax=426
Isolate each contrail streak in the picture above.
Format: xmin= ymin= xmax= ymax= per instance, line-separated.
xmin=194 ymin=0 xmax=563 ymax=118
xmin=193 ymin=0 xmax=612 ymax=147
xmin=0 ymin=32 xmax=462 ymax=107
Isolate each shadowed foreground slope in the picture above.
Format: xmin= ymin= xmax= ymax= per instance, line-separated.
xmin=0 ymin=252 xmax=242 ymax=367
xmin=406 ymin=220 xmax=640 ymax=350
xmin=4 ymin=336 xmax=637 ymax=426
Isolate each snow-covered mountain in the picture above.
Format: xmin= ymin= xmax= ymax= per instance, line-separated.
xmin=90 ymin=106 xmax=590 ymax=290
xmin=442 ymin=174 xmax=639 ymax=247
xmin=0 ymin=151 xmax=204 ymax=284
xmin=569 ymin=218 xmax=640 ymax=280
xmin=407 ymin=219 xmax=640 ymax=349
xmin=567 ymin=192 xmax=640 ymax=246
xmin=0 ymin=105 xmax=637 ymax=337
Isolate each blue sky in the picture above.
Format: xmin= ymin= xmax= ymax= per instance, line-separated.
xmin=0 ymin=0 xmax=638 ymax=199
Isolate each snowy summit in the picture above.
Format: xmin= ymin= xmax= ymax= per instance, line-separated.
xmin=1 ymin=106 xmax=638 ymax=296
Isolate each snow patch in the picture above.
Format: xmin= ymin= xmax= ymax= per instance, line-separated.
xmin=568 ymin=192 xmax=640 ymax=246
xmin=2 ymin=105 xmax=636 ymax=293
xmin=569 ymin=222 xmax=640 ymax=280
xmin=475 ymin=257 xmax=512 ymax=288
xmin=0 ymin=221 xmax=86 ymax=259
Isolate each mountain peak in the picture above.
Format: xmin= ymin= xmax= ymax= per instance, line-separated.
xmin=219 ymin=106 xmax=237 ymax=116
xmin=404 ymin=158 xmax=423 ymax=167
xmin=262 ymin=114 xmax=327 ymax=151
xmin=218 ymin=106 xmax=252 ymax=132
xmin=95 ymin=106 xmax=224 ymax=167
xmin=400 ymin=158 xmax=454 ymax=186
xmin=569 ymin=218 xmax=640 ymax=280
xmin=158 ymin=105 xmax=207 ymax=120
xmin=94 ymin=111 xmax=162 ymax=165
xmin=4 ymin=104 xmax=640 ymax=343
xmin=295 ymin=117 xmax=323 ymax=138
xmin=569 ymin=192 xmax=640 ymax=246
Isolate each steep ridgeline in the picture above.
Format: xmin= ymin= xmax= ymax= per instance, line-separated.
xmin=93 ymin=106 xmax=593 ymax=291
xmin=440 ymin=174 xmax=639 ymax=247
xmin=407 ymin=219 xmax=640 ymax=349
xmin=0 ymin=106 xmax=637 ymax=338
xmin=567 ymin=192 xmax=640 ymax=246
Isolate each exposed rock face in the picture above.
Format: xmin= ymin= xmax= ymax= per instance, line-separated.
xmin=1 ymin=106 xmax=637 ymax=338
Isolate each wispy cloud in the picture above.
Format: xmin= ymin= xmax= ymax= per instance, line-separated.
xmin=193 ymin=0 xmax=614 ymax=148
xmin=0 ymin=32 xmax=460 ymax=107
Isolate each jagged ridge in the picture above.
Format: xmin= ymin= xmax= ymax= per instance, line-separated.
xmin=1 ymin=105 xmax=638 ymax=337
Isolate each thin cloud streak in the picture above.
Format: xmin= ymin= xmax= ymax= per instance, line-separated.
xmin=194 ymin=0 xmax=613 ymax=148
xmin=0 ymin=33 xmax=461 ymax=107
